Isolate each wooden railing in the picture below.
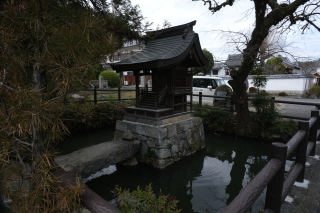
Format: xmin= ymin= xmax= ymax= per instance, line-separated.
xmin=173 ymin=87 xmax=192 ymax=94
xmin=158 ymin=87 xmax=167 ymax=105
xmin=221 ymin=110 xmax=319 ymax=213
xmin=66 ymin=87 xmax=136 ymax=105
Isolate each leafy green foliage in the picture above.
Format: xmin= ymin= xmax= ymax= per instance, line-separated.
xmin=251 ymin=75 xmax=268 ymax=92
xmin=193 ymin=105 xmax=231 ymax=133
xmin=308 ymin=86 xmax=320 ymax=96
xmin=250 ymin=66 xmax=264 ymax=75
xmin=99 ymin=71 xmax=121 ymax=88
xmin=251 ymin=93 xmax=281 ymax=126
xmin=62 ymin=100 xmax=135 ymax=133
xmin=264 ymin=57 xmax=287 ymax=75
xmin=113 ymin=183 xmax=182 ymax=213
xmin=191 ymin=48 xmax=214 ymax=75
xmin=271 ymin=119 xmax=297 ymax=137
xmin=88 ymin=63 xmax=105 ymax=80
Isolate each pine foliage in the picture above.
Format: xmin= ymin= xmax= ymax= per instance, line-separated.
xmin=0 ymin=0 xmax=146 ymax=211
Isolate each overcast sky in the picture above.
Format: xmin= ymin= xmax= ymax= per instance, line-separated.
xmin=130 ymin=0 xmax=320 ymax=62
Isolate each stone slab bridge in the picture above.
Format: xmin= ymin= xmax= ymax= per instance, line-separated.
xmin=55 ymin=140 xmax=140 ymax=178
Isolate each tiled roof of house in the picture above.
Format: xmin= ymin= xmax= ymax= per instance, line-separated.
xmin=212 ymin=62 xmax=226 ymax=70
xmin=280 ymin=56 xmax=300 ymax=69
xmin=110 ymin=21 xmax=209 ymax=72
xmin=225 ymin=54 xmax=243 ymax=67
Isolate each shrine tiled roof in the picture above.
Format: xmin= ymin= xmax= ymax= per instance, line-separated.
xmin=110 ymin=21 xmax=209 ymax=72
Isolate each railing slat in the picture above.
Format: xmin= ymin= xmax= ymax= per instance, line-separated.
xmin=286 ymin=130 xmax=307 ymax=157
xmin=309 ymin=117 xmax=317 ymax=129
xmin=306 ymin=142 xmax=315 ymax=159
xmin=281 ymin=163 xmax=304 ymax=204
xmin=295 ymin=121 xmax=309 ymax=182
xmin=222 ymin=158 xmax=282 ymax=213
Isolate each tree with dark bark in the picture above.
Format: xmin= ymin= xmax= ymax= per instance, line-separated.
xmin=194 ymin=0 xmax=320 ymax=134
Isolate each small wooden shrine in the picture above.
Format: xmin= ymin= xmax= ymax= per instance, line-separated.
xmin=110 ymin=21 xmax=209 ymax=121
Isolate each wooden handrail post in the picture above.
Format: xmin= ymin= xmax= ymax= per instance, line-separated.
xmin=296 ymin=121 xmax=309 ymax=182
xmin=118 ymin=87 xmax=121 ymax=101
xmin=94 ymin=87 xmax=97 ymax=105
xmin=310 ymin=110 xmax=319 ymax=156
xmin=265 ymin=142 xmax=287 ymax=213
xmin=199 ymin=92 xmax=202 ymax=106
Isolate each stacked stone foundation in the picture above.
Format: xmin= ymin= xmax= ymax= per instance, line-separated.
xmin=115 ymin=117 xmax=205 ymax=169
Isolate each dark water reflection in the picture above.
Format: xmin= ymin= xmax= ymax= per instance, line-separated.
xmin=86 ymin=132 xmax=274 ymax=213
xmin=58 ymin=129 xmax=295 ymax=212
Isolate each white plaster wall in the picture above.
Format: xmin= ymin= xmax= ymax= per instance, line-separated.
xmin=222 ymin=76 xmax=314 ymax=94
xmin=218 ymin=68 xmax=226 ymax=77
xmin=211 ymin=68 xmax=226 ymax=77
xmin=248 ymin=77 xmax=313 ymax=94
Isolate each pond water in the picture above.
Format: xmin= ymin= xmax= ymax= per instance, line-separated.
xmin=58 ymin=128 xmax=295 ymax=213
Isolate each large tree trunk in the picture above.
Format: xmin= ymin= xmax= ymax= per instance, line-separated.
xmin=229 ymin=0 xmax=269 ymax=133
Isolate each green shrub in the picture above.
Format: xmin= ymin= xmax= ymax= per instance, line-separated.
xmin=193 ymin=105 xmax=231 ymax=133
xmin=252 ymin=93 xmax=281 ymax=126
xmin=249 ymin=87 xmax=257 ymax=93
xmin=309 ymin=86 xmax=320 ymax=97
xmin=251 ymin=75 xmax=268 ymax=92
xmin=271 ymin=119 xmax=297 ymax=137
xmin=99 ymin=70 xmax=121 ymax=88
xmin=62 ymin=100 xmax=135 ymax=133
xmin=113 ymin=184 xmax=181 ymax=213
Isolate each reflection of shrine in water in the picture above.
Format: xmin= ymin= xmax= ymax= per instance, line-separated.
xmin=87 ymin=132 xmax=272 ymax=213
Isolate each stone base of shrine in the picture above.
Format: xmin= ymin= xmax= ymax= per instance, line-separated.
xmin=114 ymin=116 xmax=206 ymax=169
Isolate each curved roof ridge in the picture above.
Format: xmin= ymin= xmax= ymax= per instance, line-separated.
xmin=110 ymin=21 xmax=209 ymax=71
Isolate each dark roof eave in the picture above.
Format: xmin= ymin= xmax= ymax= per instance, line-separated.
xmin=110 ymin=34 xmax=209 ymax=72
